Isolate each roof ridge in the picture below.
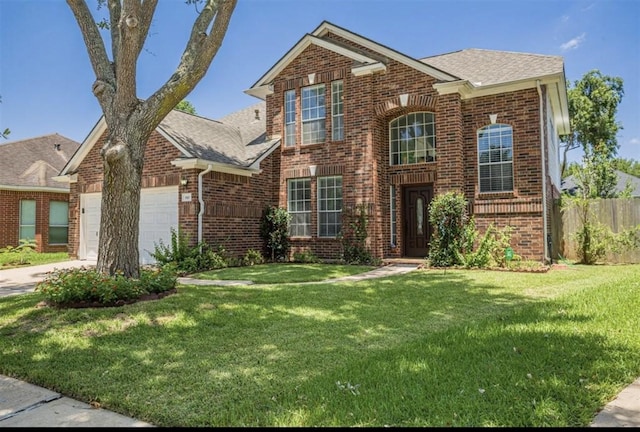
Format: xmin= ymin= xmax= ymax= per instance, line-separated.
xmin=421 ymin=47 xmax=563 ymax=61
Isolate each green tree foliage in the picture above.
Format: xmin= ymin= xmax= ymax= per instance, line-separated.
xmin=175 ymin=99 xmax=197 ymax=115
xmin=560 ymin=70 xmax=624 ymax=197
xmin=613 ymin=158 xmax=640 ymax=178
xmin=561 ymin=70 xmax=624 ymax=167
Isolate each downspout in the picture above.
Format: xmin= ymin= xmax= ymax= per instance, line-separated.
xmin=198 ymin=164 xmax=214 ymax=245
xmin=536 ymin=80 xmax=550 ymax=263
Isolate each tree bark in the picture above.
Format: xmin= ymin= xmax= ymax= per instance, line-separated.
xmin=67 ymin=0 xmax=237 ymax=278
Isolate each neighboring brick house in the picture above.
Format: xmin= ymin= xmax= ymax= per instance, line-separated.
xmin=57 ymin=104 xmax=280 ymax=264
xmin=245 ymin=21 xmax=569 ymax=262
xmin=59 ymin=21 xmax=569 ymax=264
xmin=0 ymin=134 xmax=80 ymax=252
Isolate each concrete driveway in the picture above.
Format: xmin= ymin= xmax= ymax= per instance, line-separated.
xmin=0 ymin=260 xmax=96 ymax=297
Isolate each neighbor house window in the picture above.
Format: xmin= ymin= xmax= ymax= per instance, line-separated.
xmin=288 ymin=178 xmax=311 ymax=237
xmin=390 ymin=112 xmax=436 ymax=165
xmin=49 ymin=201 xmax=69 ymax=245
xmin=301 ymin=84 xmax=325 ymax=144
xmin=19 ymin=200 xmax=36 ymax=241
xmin=318 ymin=176 xmax=342 ymax=237
xmin=331 ymin=80 xmax=344 ymax=141
xmin=284 ymin=89 xmax=296 ymax=147
xmin=478 ymin=124 xmax=514 ymax=193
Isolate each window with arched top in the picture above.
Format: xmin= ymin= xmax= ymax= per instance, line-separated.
xmin=389 ymin=112 xmax=436 ymax=165
xmin=478 ymin=124 xmax=513 ymax=193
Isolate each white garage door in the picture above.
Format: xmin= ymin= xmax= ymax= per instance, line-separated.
xmin=80 ymin=186 xmax=179 ymax=265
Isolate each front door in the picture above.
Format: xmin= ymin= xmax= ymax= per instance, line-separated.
xmin=403 ymin=185 xmax=433 ymax=257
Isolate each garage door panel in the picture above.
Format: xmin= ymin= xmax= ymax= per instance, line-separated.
xmin=80 ymin=187 xmax=178 ymax=265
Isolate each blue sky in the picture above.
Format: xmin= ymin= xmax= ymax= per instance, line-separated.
xmin=1 ymin=0 xmax=638 ymax=164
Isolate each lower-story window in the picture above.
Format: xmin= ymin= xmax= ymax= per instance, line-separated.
xmin=49 ymin=201 xmax=69 ymax=244
xmin=288 ymin=178 xmax=311 ymax=237
xmin=318 ymin=176 xmax=342 ymax=237
xmin=19 ymin=200 xmax=36 ymax=241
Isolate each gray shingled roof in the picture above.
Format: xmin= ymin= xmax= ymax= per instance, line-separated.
xmin=421 ymin=49 xmax=564 ymax=86
xmin=0 ymin=134 xmax=80 ymax=189
xmin=561 ymin=170 xmax=640 ymax=197
xmin=159 ymin=101 xmax=279 ymax=168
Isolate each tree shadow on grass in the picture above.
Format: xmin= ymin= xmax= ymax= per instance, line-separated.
xmin=0 ymin=268 xmax=638 ymax=426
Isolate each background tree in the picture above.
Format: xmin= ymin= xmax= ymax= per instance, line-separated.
xmin=613 ymin=157 xmax=640 ymax=178
xmin=560 ymin=70 xmax=624 ymax=174
xmin=175 ymin=99 xmax=197 ymax=115
xmin=67 ymin=0 xmax=237 ymax=278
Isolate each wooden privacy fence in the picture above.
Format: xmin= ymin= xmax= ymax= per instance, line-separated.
xmin=557 ymin=197 xmax=640 ymax=264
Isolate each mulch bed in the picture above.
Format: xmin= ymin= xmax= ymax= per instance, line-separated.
xmin=36 ymin=288 xmax=178 ymax=309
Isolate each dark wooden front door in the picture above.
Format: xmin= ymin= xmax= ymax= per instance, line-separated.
xmin=403 ymin=185 xmax=433 ymax=257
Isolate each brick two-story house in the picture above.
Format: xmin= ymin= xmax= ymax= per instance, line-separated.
xmin=58 ymin=21 xmax=568 ymax=264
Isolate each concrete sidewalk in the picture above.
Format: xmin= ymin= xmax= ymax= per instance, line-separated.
xmin=1 ymin=261 xmax=638 ymax=427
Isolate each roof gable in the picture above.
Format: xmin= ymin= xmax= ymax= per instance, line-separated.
xmin=0 ymin=134 xmax=80 ymax=190
xmin=245 ymin=20 xmax=457 ymax=99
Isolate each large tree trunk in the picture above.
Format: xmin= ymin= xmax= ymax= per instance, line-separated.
xmin=67 ymin=0 xmax=237 ymax=278
xmin=97 ymin=121 xmax=149 ymax=278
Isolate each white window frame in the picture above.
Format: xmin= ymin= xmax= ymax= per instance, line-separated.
xmin=288 ymin=178 xmax=311 ymax=237
xmin=331 ymin=80 xmax=344 ymax=141
xmin=301 ymin=84 xmax=326 ymax=145
xmin=478 ymin=123 xmax=514 ymax=193
xmin=19 ymin=199 xmax=36 ymax=241
xmin=49 ymin=201 xmax=69 ymax=245
xmin=318 ymin=176 xmax=342 ymax=238
xmin=284 ymin=89 xmax=296 ymax=147
xmin=389 ymin=112 xmax=436 ymax=165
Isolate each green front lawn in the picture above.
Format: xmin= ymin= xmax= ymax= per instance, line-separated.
xmin=191 ymin=263 xmax=375 ymax=284
xmin=1 ymin=264 xmax=639 ymax=426
xmin=0 ymin=251 xmax=70 ymax=269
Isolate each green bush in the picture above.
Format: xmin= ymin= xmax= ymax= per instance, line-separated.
xmin=293 ymin=249 xmax=320 ymax=263
xmin=35 ymin=265 xmax=177 ymax=307
xmin=339 ymin=204 xmax=378 ymax=265
xmin=427 ymin=191 xmax=472 ymax=267
xmin=458 ymin=223 xmax=514 ymax=269
xmin=260 ymin=206 xmax=291 ymax=262
xmin=0 ymin=238 xmax=38 ymax=265
xmin=242 ymin=249 xmax=265 ymax=266
xmin=151 ymin=228 xmax=228 ymax=274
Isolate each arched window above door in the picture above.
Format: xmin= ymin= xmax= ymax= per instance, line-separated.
xmin=389 ymin=112 xmax=436 ymax=166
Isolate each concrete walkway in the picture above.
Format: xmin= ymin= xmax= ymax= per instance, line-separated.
xmin=0 ymin=260 xmax=638 ymax=427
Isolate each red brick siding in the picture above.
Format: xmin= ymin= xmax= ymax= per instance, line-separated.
xmin=0 ymin=189 xmax=71 ymax=253
xmin=70 ymin=128 xmax=279 ymax=261
xmin=264 ymin=33 xmax=548 ymax=261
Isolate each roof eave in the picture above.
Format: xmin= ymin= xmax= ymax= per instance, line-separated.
xmin=170 ymin=158 xmax=260 ymax=177
xmin=0 ymin=184 xmax=70 ymax=193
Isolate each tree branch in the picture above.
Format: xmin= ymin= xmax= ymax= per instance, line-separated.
xmin=143 ymin=0 xmax=237 ymax=124
xmin=67 ymin=0 xmax=115 ymax=109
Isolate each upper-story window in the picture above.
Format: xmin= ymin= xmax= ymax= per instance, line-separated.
xmin=478 ymin=123 xmax=513 ymax=193
xmin=331 ymin=80 xmax=344 ymax=141
xmin=389 ymin=112 xmax=436 ymax=165
xmin=284 ymin=89 xmax=296 ymax=147
xmin=301 ymin=84 xmax=326 ymax=145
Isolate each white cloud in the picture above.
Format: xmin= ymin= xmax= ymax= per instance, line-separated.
xmin=561 ymin=15 xmax=570 ymax=23
xmin=630 ymin=138 xmax=640 ymax=146
xmin=560 ymin=33 xmax=586 ymax=51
